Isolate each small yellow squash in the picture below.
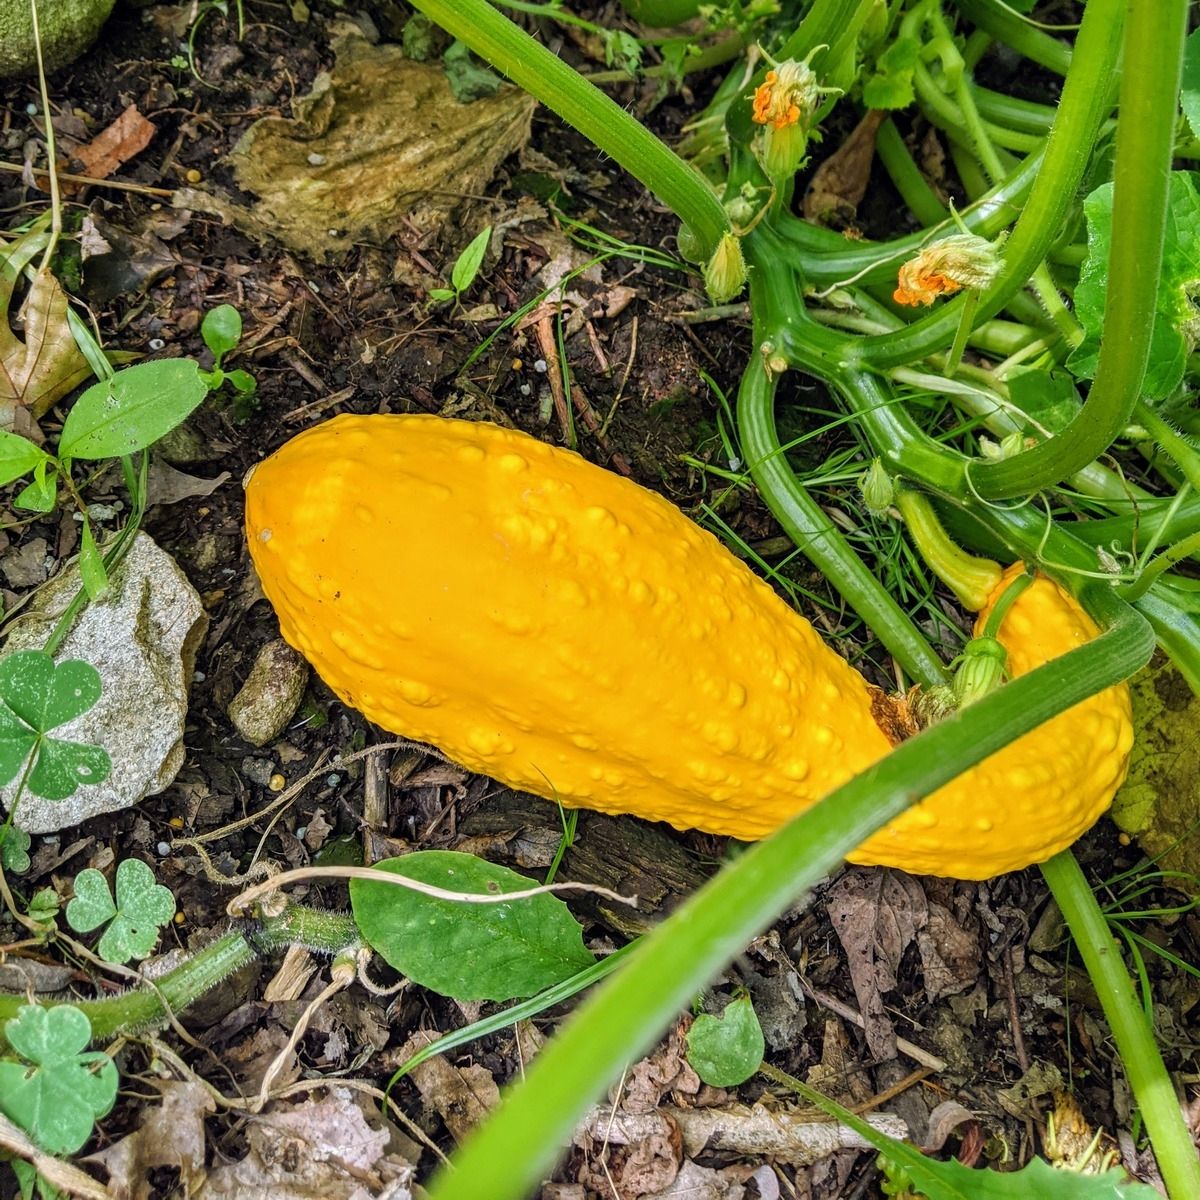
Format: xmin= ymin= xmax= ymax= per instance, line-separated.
xmin=244 ymin=414 xmax=1133 ymax=879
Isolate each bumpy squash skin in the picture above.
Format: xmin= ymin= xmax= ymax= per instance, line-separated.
xmin=848 ymin=564 xmax=1134 ymax=878
xmin=245 ymin=415 xmax=1134 ymax=880
xmin=245 ymin=414 xmax=892 ymax=837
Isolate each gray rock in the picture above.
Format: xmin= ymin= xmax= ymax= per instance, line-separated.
xmin=3 ymin=532 xmax=208 ymax=834
xmin=1 ymin=0 xmax=116 ymax=79
xmin=227 ymin=638 xmax=309 ymax=747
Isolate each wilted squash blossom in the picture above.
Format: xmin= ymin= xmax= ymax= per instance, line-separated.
xmin=751 ymin=56 xmax=832 ymax=179
xmin=894 ymin=232 xmax=1002 ymax=306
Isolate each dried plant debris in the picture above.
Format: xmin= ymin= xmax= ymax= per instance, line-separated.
xmin=184 ymin=28 xmax=534 ymax=260
xmin=0 ymin=220 xmax=90 ymax=435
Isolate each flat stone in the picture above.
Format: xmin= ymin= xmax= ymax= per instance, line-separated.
xmin=1 ymin=0 xmax=116 ymax=78
xmin=3 ymin=532 xmax=207 ymax=834
xmin=228 ymin=638 xmax=309 ymax=747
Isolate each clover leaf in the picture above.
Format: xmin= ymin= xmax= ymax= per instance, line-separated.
xmin=0 ymin=825 xmax=31 ymax=873
xmin=66 ymin=858 xmax=176 ymax=964
xmin=0 ymin=650 xmax=111 ymax=802
xmin=0 ymin=1005 xmax=117 ymax=1154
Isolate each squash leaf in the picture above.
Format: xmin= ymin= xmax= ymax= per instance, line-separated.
xmin=1068 ymin=173 xmax=1200 ymax=400
xmin=1181 ymin=28 xmax=1200 ymax=141
xmin=350 ymin=850 xmax=595 ymax=1001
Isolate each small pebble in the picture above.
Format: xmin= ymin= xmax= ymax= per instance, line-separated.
xmin=157 ymin=841 xmax=171 ymax=856
xmin=185 ymin=168 xmax=202 ymax=184
xmin=295 ymin=825 xmax=307 ymax=840
xmin=148 ymin=337 xmax=165 ymax=351
xmin=519 ymin=383 xmax=531 ymax=396
xmin=307 ymin=152 xmax=327 ymax=166
xmin=533 ymin=358 xmax=548 ymax=373
xmin=326 ymin=773 xmax=341 ymax=787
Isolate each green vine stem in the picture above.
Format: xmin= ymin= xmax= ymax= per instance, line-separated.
xmin=1041 ymin=851 xmax=1200 ymax=1200
xmin=426 ymin=592 xmax=1154 ymax=1200
xmin=0 ymin=905 xmax=360 ymax=1046
xmin=737 ymin=354 xmax=950 ymax=686
xmin=406 ymin=0 xmax=729 ymax=256
xmin=950 ymin=0 xmax=1072 ymax=75
xmin=965 ymin=0 xmax=1188 ymax=500
xmin=849 ymin=0 xmax=1123 ymax=372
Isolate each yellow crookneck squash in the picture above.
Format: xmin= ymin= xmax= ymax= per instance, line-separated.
xmin=244 ymin=413 xmax=1133 ymax=880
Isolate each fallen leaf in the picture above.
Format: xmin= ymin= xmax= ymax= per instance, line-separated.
xmin=146 ymin=460 xmax=231 ymax=506
xmin=916 ymin=901 xmax=980 ymax=1001
xmin=201 ymin=1087 xmax=416 ymax=1199
xmin=86 ymin=1080 xmax=214 ymax=1200
xmin=803 ymin=109 xmax=886 ymax=226
xmin=825 ymin=868 xmax=928 ymax=1060
xmin=392 ymin=1030 xmax=500 ymax=1143
xmin=71 ymin=105 xmax=156 ymax=181
xmin=0 ymin=222 xmax=91 ymax=428
xmin=209 ymin=28 xmax=534 ymax=259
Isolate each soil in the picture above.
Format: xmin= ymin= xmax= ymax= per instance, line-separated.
xmin=1 ymin=4 xmax=1198 ymax=1199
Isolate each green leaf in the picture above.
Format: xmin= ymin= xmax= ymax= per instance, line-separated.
xmin=13 ymin=466 xmax=57 ymax=513
xmin=0 ymin=826 xmax=32 ymax=873
xmin=0 ymin=1005 xmax=117 ymax=1154
xmin=1006 ymin=368 xmax=1081 ymax=436
xmin=862 ymin=37 xmax=919 ymax=110
xmin=451 ymin=227 xmax=492 ymax=296
xmin=1069 ymin=173 xmax=1200 ymax=400
xmin=428 ymin=287 xmax=456 ymax=302
xmin=0 ymin=651 xmax=111 ymax=801
xmin=403 ymin=12 xmax=437 ymax=60
xmin=200 ymin=304 xmax=242 ymax=363
xmin=443 ymin=40 xmax=503 ymax=102
xmin=26 ymin=887 xmax=60 ymax=928
xmin=350 ymin=851 xmax=595 ymax=1002
xmin=685 ymin=994 xmax=764 ymax=1087
xmin=78 ymin=518 xmax=108 ymax=602
xmin=67 ymin=859 xmax=175 ymax=964
xmin=1182 ymin=28 xmax=1200 ymax=141
xmin=225 ymin=368 xmax=257 ymax=395
xmin=0 ymin=431 xmax=52 ymax=487
xmin=65 ymin=868 xmax=117 ymax=932
xmin=58 ymin=359 xmax=209 ymax=460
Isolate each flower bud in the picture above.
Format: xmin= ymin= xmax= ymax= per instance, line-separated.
xmin=703 ymin=232 xmax=747 ymax=303
xmin=751 ymin=57 xmax=830 ymax=180
xmin=858 ymin=458 xmax=895 ymax=516
xmin=951 ymin=635 xmax=1008 ymax=707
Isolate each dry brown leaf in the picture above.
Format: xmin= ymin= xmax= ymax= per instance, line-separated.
xmin=916 ymin=901 xmax=981 ymax=1001
xmin=72 ymin=104 xmax=156 ymax=180
xmin=825 ymin=868 xmax=928 ymax=1060
xmin=201 ymin=1087 xmax=415 ymax=1200
xmin=146 ymin=460 xmax=231 ymax=506
xmin=0 ymin=224 xmax=90 ymax=428
xmin=802 ymin=110 xmax=886 ymax=226
xmin=393 ymin=1030 xmax=500 ymax=1144
xmin=86 ymin=1080 xmax=214 ymax=1200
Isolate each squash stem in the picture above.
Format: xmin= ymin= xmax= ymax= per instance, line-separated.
xmin=895 ymin=488 xmax=1003 ymax=612
xmin=1041 ymin=851 xmax=1200 ymax=1200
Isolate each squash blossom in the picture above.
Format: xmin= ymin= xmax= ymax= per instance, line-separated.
xmin=704 ymin=232 xmax=748 ymax=303
xmin=750 ymin=56 xmax=831 ymax=179
xmin=894 ymin=232 xmax=1001 ymax=306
